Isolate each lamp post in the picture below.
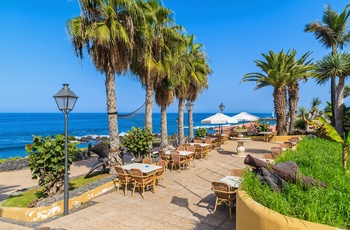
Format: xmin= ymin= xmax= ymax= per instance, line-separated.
xmin=53 ymin=84 xmax=78 ymax=216
xmin=218 ymin=103 xmax=225 ymax=151
xmin=185 ymin=101 xmax=194 ymax=142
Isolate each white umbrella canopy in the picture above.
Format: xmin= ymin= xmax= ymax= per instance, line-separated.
xmin=232 ymin=112 xmax=259 ymax=125
xmin=201 ymin=113 xmax=238 ymax=124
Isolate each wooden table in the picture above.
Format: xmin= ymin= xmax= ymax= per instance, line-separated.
xmin=122 ymin=163 xmax=162 ymax=174
xmin=165 ymin=150 xmax=194 ymax=156
xmin=259 ymin=131 xmax=273 ymax=142
xmin=220 ymin=176 xmax=243 ymax=188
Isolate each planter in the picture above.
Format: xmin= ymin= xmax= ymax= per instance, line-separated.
xmin=236 ymin=190 xmax=343 ymax=230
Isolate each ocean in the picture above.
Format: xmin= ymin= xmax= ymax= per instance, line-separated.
xmin=0 ymin=112 xmax=273 ymax=159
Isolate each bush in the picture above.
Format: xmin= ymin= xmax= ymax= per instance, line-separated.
xmin=25 ymin=134 xmax=80 ymax=197
xmin=121 ymin=127 xmax=154 ymax=162
xmin=294 ymin=118 xmax=307 ymax=130
xmin=195 ymin=127 xmax=207 ymax=137
xmin=253 ymin=120 xmax=269 ymax=133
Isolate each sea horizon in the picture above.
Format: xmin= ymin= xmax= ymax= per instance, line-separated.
xmin=0 ymin=112 xmax=274 ymax=159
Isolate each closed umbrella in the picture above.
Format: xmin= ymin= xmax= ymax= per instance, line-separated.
xmin=232 ymin=112 xmax=259 ymax=126
xmin=201 ymin=113 xmax=238 ymax=150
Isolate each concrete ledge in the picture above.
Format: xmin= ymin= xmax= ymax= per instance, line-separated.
xmin=236 ymin=189 xmax=343 ymax=230
xmin=0 ymin=181 xmax=116 ymax=222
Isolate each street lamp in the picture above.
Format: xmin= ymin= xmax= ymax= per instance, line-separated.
xmin=185 ymin=101 xmax=194 ymax=142
xmin=53 ymin=84 xmax=78 ymax=216
xmin=218 ymin=103 xmax=225 ymax=151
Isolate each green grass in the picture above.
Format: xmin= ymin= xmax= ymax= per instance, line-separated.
xmin=1 ymin=172 xmax=110 ymax=208
xmin=241 ymin=137 xmax=350 ymax=229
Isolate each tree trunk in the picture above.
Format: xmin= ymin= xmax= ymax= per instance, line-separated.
xmin=288 ymin=84 xmax=299 ymax=134
xmin=178 ymin=98 xmax=185 ymax=144
xmin=331 ymin=45 xmax=337 ymax=127
xmin=244 ymin=154 xmax=327 ymax=189
xmin=105 ymin=69 xmax=119 ymax=152
xmin=160 ymin=105 xmax=168 ymax=149
xmin=274 ymin=87 xmax=287 ymax=135
xmin=335 ymin=76 xmax=345 ymax=135
xmin=145 ymin=83 xmax=154 ymax=131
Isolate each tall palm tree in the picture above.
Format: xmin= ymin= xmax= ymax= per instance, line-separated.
xmin=242 ymin=50 xmax=297 ymax=135
xmin=305 ymin=3 xmax=350 ymax=127
xmin=315 ymin=53 xmax=350 ymax=134
xmin=174 ymin=35 xmax=211 ymax=144
xmin=130 ymin=0 xmax=183 ymax=131
xmin=67 ymin=0 xmax=144 ymax=156
xmin=286 ymin=51 xmax=315 ymax=133
xmin=155 ymin=77 xmax=174 ymax=148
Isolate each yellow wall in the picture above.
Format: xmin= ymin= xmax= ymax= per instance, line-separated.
xmin=0 ymin=181 xmax=115 ymax=222
xmin=236 ymin=190 xmax=343 ymax=230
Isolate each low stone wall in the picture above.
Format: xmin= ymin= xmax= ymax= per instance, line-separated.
xmin=236 ymin=190 xmax=342 ymax=230
xmin=0 ymin=158 xmax=29 ymax=172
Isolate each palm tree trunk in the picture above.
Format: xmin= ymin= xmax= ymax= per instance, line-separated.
xmin=145 ymin=83 xmax=154 ymax=130
xmin=178 ymin=98 xmax=185 ymax=144
xmin=160 ymin=105 xmax=168 ymax=149
xmin=274 ymin=87 xmax=287 ymax=135
xmin=288 ymin=84 xmax=299 ymax=134
xmin=105 ymin=69 xmax=119 ymax=152
xmin=331 ymin=45 xmax=337 ymax=127
xmin=336 ymin=76 xmax=345 ymax=135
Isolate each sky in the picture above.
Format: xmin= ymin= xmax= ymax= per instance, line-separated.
xmin=1 ymin=0 xmax=349 ymax=114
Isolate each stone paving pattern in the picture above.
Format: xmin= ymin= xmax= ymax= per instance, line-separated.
xmin=0 ymin=140 xmax=281 ymax=230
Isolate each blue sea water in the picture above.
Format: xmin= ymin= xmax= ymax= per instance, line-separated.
xmin=0 ymin=112 xmax=272 ymax=159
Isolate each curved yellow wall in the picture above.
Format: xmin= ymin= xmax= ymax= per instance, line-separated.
xmin=236 ymin=190 xmax=343 ymax=230
xmin=0 ymin=181 xmax=115 ymax=222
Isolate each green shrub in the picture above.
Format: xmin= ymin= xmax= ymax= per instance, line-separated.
xmin=25 ymin=134 xmax=80 ymax=197
xmin=253 ymin=120 xmax=269 ymax=132
xmin=121 ymin=127 xmax=154 ymax=162
xmin=294 ymin=118 xmax=307 ymax=130
xmin=241 ymin=137 xmax=350 ymax=228
xmin=195 ymin=127 xmax=207 ymax=137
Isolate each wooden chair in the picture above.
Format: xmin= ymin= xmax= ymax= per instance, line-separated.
xmin=170 ymin=151 xmax=187 ymax=171
xmin=185 ymin=145 xmax=196 ymax=169
xmin=159 ymin=150 xmax=171 ymax=171
xmin=177 ymin=146 xmax=186 ymax=151
xmin=130 ymin=168 xmax=155 ymax=198
xmin=271 ymin=147 xmax=283 ymax=158
xmin=211 ymin=181 xmax=237 ymax=220
xmin=183 ymin=143 xmax=191 ymax=147
xmin=194 ymin=144 xmax=205 ymax=159
xmin=155 ymin=160 xmax=167 ymax=187
xmin=114 ymin=166 xmax=133 ymax=196
xmin=194 ymin=139 xmax=203 ymax=143
xmin=230 ymin=169 xmax=244 ymax=177
xmin=205 ymin=139 xmax=214 ymax=150
xmin=142 ymin=157 xmax=152 ymax=164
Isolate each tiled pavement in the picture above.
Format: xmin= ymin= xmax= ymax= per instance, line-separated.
xmin=0 ymin=140 xmax=281 ymax=230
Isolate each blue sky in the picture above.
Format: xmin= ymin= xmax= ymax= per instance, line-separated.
xmin=0 ymin=0 xmax=349 ymax=113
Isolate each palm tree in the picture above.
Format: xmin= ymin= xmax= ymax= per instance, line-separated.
xmin=67 ymin=0 xmax=144 ymax=156
xmin=308 ymin=97 xmax=322 ymax=120
xmin=155 ymin=77 xmax=174 ymax=148
xmin=242 ymin=50 xmax=297 ymax=135
xmin=174 ymin=35 xmax=211 ymax=144
xmin=130 ymin=0 xmax=183 ymax=131
xmin=305 ymin=3 xmax=350 ymax=127
xmin=315 ymin=53 xmax=350 ymax=134
xmin=298 ymin=106 xmax=308 ymax=121
xmin=286 ymin=51 xmax=315 ymax=134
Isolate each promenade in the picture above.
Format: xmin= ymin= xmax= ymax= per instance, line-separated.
xmin=0 ymin=140 xmax=281 ymax=230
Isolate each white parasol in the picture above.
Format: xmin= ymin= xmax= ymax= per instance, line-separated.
xmin=231 ymin=112 xmax=259 ymax=125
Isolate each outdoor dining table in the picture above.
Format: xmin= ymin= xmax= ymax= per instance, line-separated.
xmin=165 ymin=150 xmax=194 ymax=156
xmin=122 ymin=163 xmax=162 ymax=174
xmin=259 ymin=131 xmax=273 ymax=142
xmin=220 ymin=176 xmax=243 ymax=189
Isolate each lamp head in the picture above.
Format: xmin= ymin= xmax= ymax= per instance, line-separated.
xmin=53 ymin=84 xmax=78 ymax=113
xmin=219 ymin=103 xmax=225 ymax=113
